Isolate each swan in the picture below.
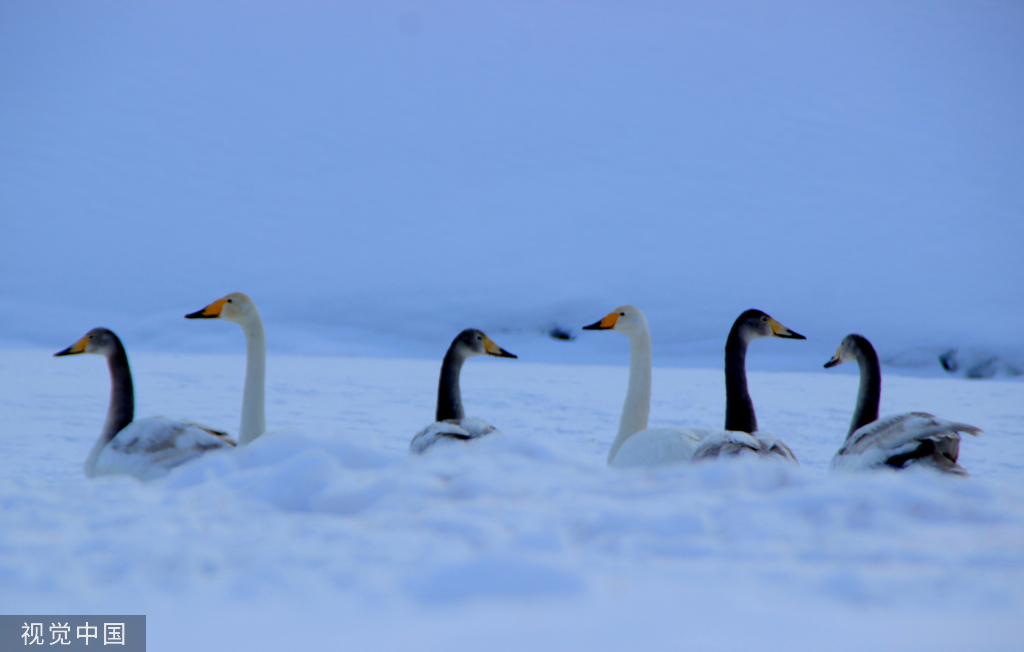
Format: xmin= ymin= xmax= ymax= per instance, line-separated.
xmin=55 ymin=328 xmax=235 ymax=480
xmin=186 ymin=292 xmax=266 ymax=445
xmin=410 ymin=329 xmax=517 ymax=454
xmin=825 ymin=334 xmax=981 ymax=474
xmin=583 ymin=306 xmax=803 ymax=467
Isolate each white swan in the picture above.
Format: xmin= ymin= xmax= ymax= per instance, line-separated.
xmin=583 ymin=306 xmax=803 ymax=468
xmin=186 ymin=292 xmax=267 ymax=445
xmin=55 ymin=328 xmax=235 ymax=480
xmin=410 ymin=329 xmax=517 ymax=454
xmin=825 ymin=334 xmax=981 ymax=474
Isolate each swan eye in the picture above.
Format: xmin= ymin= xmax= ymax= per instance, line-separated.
xmin=227 ymin=299 xmax=233 ymax=303
xmin=761 ymin=316 xmax=768 ymax=322
xmin=619 ymin=312 xmax=625 ymax=316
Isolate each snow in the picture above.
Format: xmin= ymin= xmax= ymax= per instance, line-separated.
xmin=1 ymin=0 xmax=1023 ymax=647
xmin=2 ymin=346 xmax=1023 ymax=649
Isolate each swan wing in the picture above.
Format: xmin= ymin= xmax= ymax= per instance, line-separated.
xmin=751 ymin=432 xmax=799 ymax=464
xmin=831 ymin=412 xmax=981 ymax=474
xmin=178 ymin=420 xmax=236 ymax=445
xmin=457 ymin=417 xmax=501 ymax=438
xmin=686 ymin=429 xmax=799 ymax=464
xmin=409 ymin=418 xmax=500 ymax=455
xmin=691 ymin=430 xmax=760 ymax=460
xmin=91 ymin=416 xmax=236 ymax=481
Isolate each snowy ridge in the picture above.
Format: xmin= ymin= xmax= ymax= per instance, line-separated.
xmin=2 ymin=348 xmax=1023 ymax=648
xmin=6 ymin=432 xmax=1023 ymax=607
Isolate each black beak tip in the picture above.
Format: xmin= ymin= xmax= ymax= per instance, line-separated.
xmin=791 ymin=332 xmax=807 ymax=340
xmin=185 ymin=309 xmax=210 ymax=319
xmin=505 ymin=352 xmax=518 ymax=359
xmin=582 ymin=321 xmax=603 ymax=330
xmin=824 ymin=359 xmax=839 ymax=368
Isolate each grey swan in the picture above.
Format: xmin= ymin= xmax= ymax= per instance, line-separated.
xmin=825 ymin=334 xmax=981 ymax=474
xmin=55 ymin=328 xmax=235 ymax=480
xmin=410 ymin=329 xmax=517 ymax=454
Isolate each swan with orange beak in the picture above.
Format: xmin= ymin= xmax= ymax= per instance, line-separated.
xmin=186 ymin=292 xmax=267 ymax=445
xmin=583 ymin=306 xmax=802 ymax=467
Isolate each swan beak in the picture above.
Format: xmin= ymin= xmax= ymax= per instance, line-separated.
xmin=54 ymin=335 xmax=89 ymax=357
xmin=769 ymin=318 xmax=805 ymax=340
xmin=186 ymin=298 xmax=227 ymax=319
xmin=483 ymin=336 xmax=517 ymax=359
xmin=824 ymin=347 xmax=843 ymax=368
xmin=583 ymin=312 xmax=619 ymax=330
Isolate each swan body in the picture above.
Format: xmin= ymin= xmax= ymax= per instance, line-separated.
xmin=89 ymin=416 xmax=233 ymax=481
xmin=186 ymin=292 xmax=266 ymax=445
xmin=825 ymin=334 xmax=981 ymax=475
xmin=410 ymin=418 xmax=499 ymax=455
xmin=55 ymin=328 xmax=235 ymax=480
xmin=696 ymin=429 xmax=796 ymax=462
xmin=583 ymin=306 xmax=802 ymax=468
xmin=609 ymin=426 xmax=704 ymax=468
xmin=613 ymin=429 xmax=796 ymax=468
xmin=410 ymin=329 xmax=516 ymax=454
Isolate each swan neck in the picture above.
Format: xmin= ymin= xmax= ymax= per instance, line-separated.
xmin=436 ymin=345 xmax=467 ymax=422
xmin=608 ymin=327 xmax=652 ymax=464
xmin=87 ymin=341 xmax=134 ymax=475
xmin=238 ymin=314 xmax=267 ymax=445
xmin=849 ymin=339 xmax=882 ymax=438
xmin=724 ymin=330 xmax=756 ymax=433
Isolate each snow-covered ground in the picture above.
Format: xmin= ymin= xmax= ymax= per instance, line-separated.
xmin=2 ymin=1 xmax=1022 ymax=648
xmin=2 ymin=346 xmax=1023 ymax=650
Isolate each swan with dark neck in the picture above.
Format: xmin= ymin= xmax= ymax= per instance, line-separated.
xmin=80 ymin=332 xmax=134 ymax=470
xmin=55 ymin=328 xmax=234 ymax=479
xmin=410 ymin=329 xmax=517 ymax=454
xmin=825 ymin=333 xmax=981 ymax=474
xmin=825 ymin=334 xmax=881 ymax=437
xmin=436 ymin=339 xmax=471 ymax=422
xmin=583 ymin=306 xmax=803 ymax=467
xmin=724 ymin=308 xmax=806 ymax=434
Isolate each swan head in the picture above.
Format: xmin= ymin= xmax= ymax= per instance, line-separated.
xmin=824 ymin=334 xmax=871 ymax=368
xmin=732 ymin=309 xmax=805 ymax=343
xmin=582 ymin=305 xmax=647 ymax=337
xmin=452 ymin=329 xmax=517 ymax=359
xmin=54 ymin=327 xmax=121 ymax=358
xmin=186 ymin=292 xmax=258 ymax=326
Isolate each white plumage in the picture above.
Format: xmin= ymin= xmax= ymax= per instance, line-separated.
xmin=583 ymin=306 xmax=801 ymax=468
xmin=90 ymin=416 xmax=234 ymax=481
xmin=409 ymin=418 xmax=501 ymax=455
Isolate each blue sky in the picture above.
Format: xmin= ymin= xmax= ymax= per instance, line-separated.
xmin=2 ymin=1 xmax=1021 ymax=368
